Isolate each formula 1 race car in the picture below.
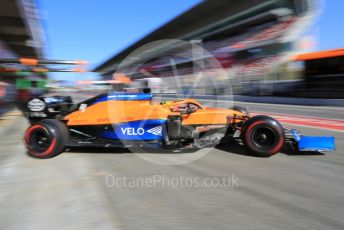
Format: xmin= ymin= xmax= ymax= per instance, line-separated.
xmin=22 ymin=92 xmax=335 ymax=158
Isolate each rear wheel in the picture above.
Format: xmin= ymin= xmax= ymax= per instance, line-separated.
xmin=24 ymin=119 xmax=69 ymax=158
xmin=242 ymin=115 xmax=284 ymax=157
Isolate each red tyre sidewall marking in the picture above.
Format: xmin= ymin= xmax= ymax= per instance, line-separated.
xmin=245 ymin=120 xmax=284 ymax=155
xmin=24 ymin=125 xmax=43 ymax=145
xmin=24 ymin=125 xmax=57 ymax=157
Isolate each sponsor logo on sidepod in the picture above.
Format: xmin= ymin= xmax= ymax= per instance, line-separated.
xmin=121 ymin=126 xmax=162 ymax=136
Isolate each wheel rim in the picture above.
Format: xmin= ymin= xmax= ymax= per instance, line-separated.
xmin=252 ymin=127 xmax=276 ymax=148
xmin=28 ymin=128 xmax=52 ymax=153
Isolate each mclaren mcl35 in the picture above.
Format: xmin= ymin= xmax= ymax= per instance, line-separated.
xmin=22 ymin=93 xmax=335 ymax=158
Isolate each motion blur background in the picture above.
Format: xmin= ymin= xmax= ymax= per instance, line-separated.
xmin=0 ymin=0 xmax=343 ymax=106
xmin=1 ymin=1 xmax=344 ymax=229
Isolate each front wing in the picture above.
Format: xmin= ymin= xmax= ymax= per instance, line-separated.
xmin=289 ymin=130 xmax=335 ymax=151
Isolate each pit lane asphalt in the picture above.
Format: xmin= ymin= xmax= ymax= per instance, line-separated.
xmin=0 ymin=100 xmax=343 ymax=229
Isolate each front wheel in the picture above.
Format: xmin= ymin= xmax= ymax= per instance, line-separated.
xmin=24 ymin=119 xmax=69 ymax=158
xmin=242 ymin=115 xmax=285 ymax=157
